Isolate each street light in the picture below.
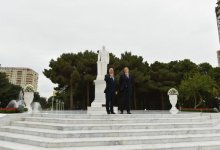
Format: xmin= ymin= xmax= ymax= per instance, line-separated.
xmin=51 ymin=96 xmax=54 ymax=111
xmin=51 ymin=91 xmax=57 ymax=111
xmin=56 ymin=99 xmax=58 ymax=110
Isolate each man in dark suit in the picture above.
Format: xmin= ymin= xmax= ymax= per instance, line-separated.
xmin=104 ymin=67 xmax=117 ymax=114
xmin=119 ymin=67 xmax=133 ymax=114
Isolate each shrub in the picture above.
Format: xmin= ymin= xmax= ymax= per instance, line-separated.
xmin=181 ymin=108 xmax=217 ymax=113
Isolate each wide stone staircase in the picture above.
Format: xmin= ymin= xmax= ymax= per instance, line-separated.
xmin=0 ymin=112 xmax=220 ymax=150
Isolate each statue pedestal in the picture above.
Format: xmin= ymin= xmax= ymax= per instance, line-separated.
xmin=92 ymin=80 xmax=105 ymax=106
xmin=87 ymin=80 xmax=106 ymax=114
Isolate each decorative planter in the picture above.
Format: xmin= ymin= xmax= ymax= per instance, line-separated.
xmin=168 ymin=88 xmax=179 ymax=114
xmin=169 ymin=95 xmax=179 ymax=114
xmin=24 ymin=92 xmax=34 ymax=113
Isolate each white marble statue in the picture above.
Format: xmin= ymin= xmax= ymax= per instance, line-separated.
xmin=97 ymin=46 xmax=109 ymax=80
xmin=88 ymin=46 xmax=110 ymax=114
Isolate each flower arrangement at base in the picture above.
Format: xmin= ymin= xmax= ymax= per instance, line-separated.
xmin=0 ymin=107 xmax=28 ymax=113
xmin=167 ymin=88 xmax=179 ymax=95
xmin=0 ymin=108 xmax=17 ymax=113
xmin=24 ymin=84 xmax=34 ymax=92
xmin=181 ymin=108 xmax=217 ymax=113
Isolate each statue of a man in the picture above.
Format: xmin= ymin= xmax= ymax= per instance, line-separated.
xmin=97 ymin=46 xmax=109 ymax=80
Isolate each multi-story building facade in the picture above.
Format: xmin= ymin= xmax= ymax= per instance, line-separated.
xmin=215 ymin=0 xmax=220 ymax=67
xmin=0 ymin=66 xmax=38 ymax=91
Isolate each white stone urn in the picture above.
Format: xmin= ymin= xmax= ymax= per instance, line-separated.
xmin=168 ymin=88 xmax=179 ymax=114
xmin=23 ymin=84 xmax=34 ymax=113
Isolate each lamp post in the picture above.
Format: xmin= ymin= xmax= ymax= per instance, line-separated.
xmin=51 ymin=91 xmax=56 ymax=111
xmin=56 ymin=99 xmax=58 ymax=110
xmin=51 ymin=90 xmax=57 ymax=111
xmin=51 ymin=97 xmax=54 ymax=111
xmin=59 ymin=101 xmax=61 ymax=110
xmin=57 ymin=85 xmax=68 ymax=111
xmin=62 ymin=102 xmax=64 ymax=110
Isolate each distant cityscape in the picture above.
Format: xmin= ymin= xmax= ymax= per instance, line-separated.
xmin=0 ymin=65 xmax=38 ymax=92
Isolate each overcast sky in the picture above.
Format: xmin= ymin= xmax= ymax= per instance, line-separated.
xmin=0 ymin=0 xmax=219 ymax=98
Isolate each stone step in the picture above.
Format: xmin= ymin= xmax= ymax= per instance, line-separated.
xmin=0 ymin=131 xmax=220 ymax=148
xmin=1 ymin=125 xmax=220 ymax=138
xmin=0 ymin=140 xmax=220 ymax=150
xmin=1 ymin=112 xmax=220 ymax=149
xmin=22 ymin=116 xmax=210 ymax=124
xmin=46 ymin=141 xmax=220 ymax=150
xmin=11 ymin=120 xmax=218 ymax=131
xmin=0 ymin=140 xmax=42 ymax=150
xmin=30 ymin=113 xmax=202 ymax=119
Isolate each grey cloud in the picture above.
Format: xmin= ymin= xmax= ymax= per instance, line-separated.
xmin=0 ymin=0 xmax=219 ymax=98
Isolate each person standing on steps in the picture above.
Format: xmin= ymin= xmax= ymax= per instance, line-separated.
xmin=119 ymin=67 xmax=134 ymax=114
xmin=104 ymin=67 xmax=118 ymax=114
